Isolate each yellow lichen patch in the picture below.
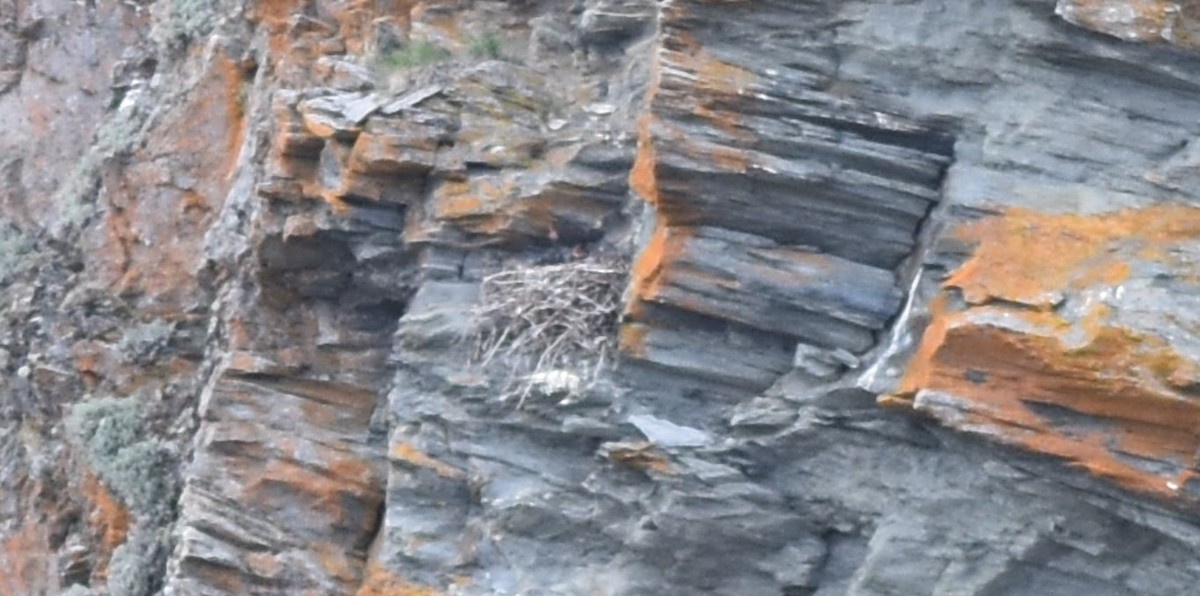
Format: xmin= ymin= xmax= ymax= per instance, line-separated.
xmin=945 ymin=205 xmax=1200 ymax=308
xmin=390 ymin=442 xmax=466 ymax=480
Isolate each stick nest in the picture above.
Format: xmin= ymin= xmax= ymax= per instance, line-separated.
xmin=470 ymin=257 xmax=628 ymax=405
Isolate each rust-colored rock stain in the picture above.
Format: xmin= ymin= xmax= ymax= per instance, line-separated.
xmin=944 ymin=206 xmax=1200 ymax=308
xmin=390 ymin=442 xmax=466 ymax=480
xmin=356 ymin=564 xmax=441 ymax=596
xmin=82 ymin=472 xmax=132 ymax=580
xmin=896 ymin=205 xmax=1200 ymax=499
xmin=0 ymin=524 xmax=53 ymax=596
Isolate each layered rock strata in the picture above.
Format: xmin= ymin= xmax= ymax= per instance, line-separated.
xmin=8 ymin=0 xmax=1200 ymax=595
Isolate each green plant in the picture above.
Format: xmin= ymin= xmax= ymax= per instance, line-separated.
xmin=65 ymin=397 xmax=178 ymax=522
xmin=169 ymin=0 xmax=217 ymax=42
xmin=118 ymin=320 xmax=175 ymax=365
xmin=108 ymin=525 xmax=171 ymax=596
xmin=376 ymin=40 xmax=451 ymax=71
xmin=55 ymin=89 xmax=151 ymax=230
xmin=65 ymin=397 xmax=180 ymax=596
xmin=468 ymin=33 xmax=504 ymax=60
xmin=0 ymin=225 xmax=32 ymax=283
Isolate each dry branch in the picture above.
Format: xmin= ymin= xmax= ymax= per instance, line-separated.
xmin=470 ymin=257 xmax=627 ymax=406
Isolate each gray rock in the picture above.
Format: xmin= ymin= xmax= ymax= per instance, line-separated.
xmin=627 ymin=414 xmax=711 ymax=448
xmin=12 ymin=0 xmax=1200 ymax=594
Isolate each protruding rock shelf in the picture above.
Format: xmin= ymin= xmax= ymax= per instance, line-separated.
xmin=622 ymin=1 xmax=953 ymax=390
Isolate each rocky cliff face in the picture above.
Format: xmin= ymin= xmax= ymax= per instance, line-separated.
xmin=8 ymin=0 xmax=1200 ymax=594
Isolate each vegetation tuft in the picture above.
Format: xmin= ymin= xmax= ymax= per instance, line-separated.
xmin=65 ymin=397 xmax=179 ymax=596
xmin=376 ymin=40 xmax=452 ymax=71
xmin=468 ymin=33 xmax=504 ymax=60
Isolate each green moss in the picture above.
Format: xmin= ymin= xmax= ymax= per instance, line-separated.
xmin=468 ymin=33 xmax=504 ymax=60
xmin=376 ymin=41 xmax=451 ymax=71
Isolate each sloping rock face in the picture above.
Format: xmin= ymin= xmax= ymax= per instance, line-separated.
xmin=10 ymin=0 xmax=1200 ymax=594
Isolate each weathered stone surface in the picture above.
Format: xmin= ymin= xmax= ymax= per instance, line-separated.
xmin=630 ymin=225 xmax=902 ymax=352
xmin=15 ymin=0 xmax=1200 ymax=594
xmin=170 ymin=369 xmax=385 ymax=594
xmin=890 ymin=205 xmax=1200 ymax=502
xmin=348 ymin=113 xmax=454 ymax=176
xmin=620 ymin=315 xmax=794 ymax=390
xmin=1057 ymin=0 xmax=1200 ymax=49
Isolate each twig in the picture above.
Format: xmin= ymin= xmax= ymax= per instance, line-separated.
xmin=469 ymin=256 xmax=627 ymax=405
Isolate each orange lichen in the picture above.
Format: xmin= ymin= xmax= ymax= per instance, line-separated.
xmin=82 ymin=472 xmax=132 ymax=576
xmin=90 ymin=46 xmax=245 ymax=317
xmin=606 ymin=442 xmax=675 ymax=475
xmin=898 ymin=308 xmax=1200 ymax=496
xmin=187 ymin=558 xmax=247 ymax=594
xmin=943 ymin=206 xmax=1200 ymax=308
xmin=428 ymin=175 xmax=607 ymax=242
xmin=629 ymin=225 xmax=691 ymax=305
xmin=246 ymin=552 xmax=282 ymax=578
xmin=692 ymin=103 xmax=752 ymax=144
xmin=666 ymin=32 xmax=757 ymax=95
xmin=242 ymin=457 xmax=382 ymax=532
xmin=431 ymin=178 xmax=512 ymax=225
xmin=629 ymin=29 xmax=663 ymax=205
xmin=630 ymin=113 xmax=660 ymax=206
xmin=0 ymin=525 xmax=53 ymax=596
xmin=618 ymin=324 xmax=650 ymax=358
xmin=896 ymin=205 xmax=1200 ymax=499
xmin=215 ymin=52 xmax=249 ymax=176
xmin=433 ymin=194 xmax=484 ymax=220
xmin=702 ymin=142 xmax=750 ymax=173
xmin=390 ymin=442 xmax=466 ymax=479
xmin=1060 ymin=0 xmax=1171 ymax=42
xmin=326 ymin=455 xmax=379 ymax=486
xmin=250 ymin=376 xmax=377 ymax=412
xmin=356 ymin=564 xmax=441 ymax=596
xmin=315 ymin=541 xmax=360 ymax=584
